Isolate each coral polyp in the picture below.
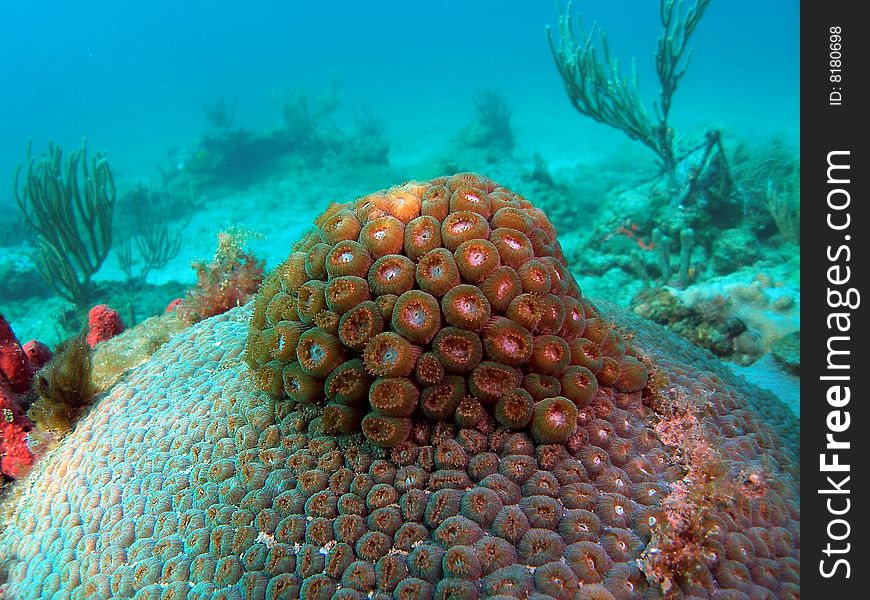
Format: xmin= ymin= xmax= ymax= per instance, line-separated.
xmin=360 ymin=215 xmax=405 ymax=259
xmin=432 ymin=327 xmax=483 ymax=374
xmin=337 ymin=301 xmax=384 ymax=351
xmin=325 ymin=239 xmax=374 ymax=278
xmin=482 ymin=316 xmax=533 ymax=365
xmin=442 ymin=284 xmax=492 ymax=331
xmin=441 ymin=210 xmax=490 ymax=251
xmin=530 ymin=396 xmax=578 ymax=444
xmin=368 ymin=254 xmax=416 ymax=297
xmin=454 ymin=238 xmax=500 ymax=283
xmin=295 ymin=329 xmax=346 ymax=377
xmin=490 ymin=227 xmax=535 ymax=268
xmin=480 ymin=265 xmax=523 ymax=313
xmin=362 ymin=332 xmax=419 ymax=377
xmin=368 ymin=377 xmax=419 ymax=417
xmin=416 ymin=248 xmax=461 ymax=297
xmin=392 ymin=290 xmax=441 ymax=344
xmin=404 ymin=215 xmax=442 ymax=261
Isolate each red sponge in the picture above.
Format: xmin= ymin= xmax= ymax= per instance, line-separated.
xmin=86 ymin=304 xmax=125 ymax=348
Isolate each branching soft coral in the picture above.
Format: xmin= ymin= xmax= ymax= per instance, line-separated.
xmin=177 ymin=227 xmax=265 ymax=324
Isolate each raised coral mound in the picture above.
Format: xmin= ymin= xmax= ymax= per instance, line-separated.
xmin=245 ymin=173 xmax=640 ymax=450
xmin=0 ymin=176 xmax=799 ymax=598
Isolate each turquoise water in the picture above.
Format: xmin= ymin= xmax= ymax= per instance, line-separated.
xmin=1 ymin=0 xmax=798 ymax=179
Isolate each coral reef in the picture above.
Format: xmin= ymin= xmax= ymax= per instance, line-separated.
xmin=0 ymin=177 xmax=799 ymax=598
xmin=632 ymin=274 xmax=801 ymax=367
xmin=631 ymin=287 xmax=748 ymax=359
xmin=771 ymin=331 xmax=799 ymax=375
xmin=0 ymin=247 xmax=47 ymax=301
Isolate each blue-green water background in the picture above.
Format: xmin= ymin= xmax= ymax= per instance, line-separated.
xmin=1 ymin=0 xmax=798 ymax=190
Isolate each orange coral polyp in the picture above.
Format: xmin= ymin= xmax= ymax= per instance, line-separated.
xmin=363 ymin=332 xmax=420 ymax=377
xmin=384 ymin=186 xmax=423 ymax=224
xmin=449 ymin=187 xmax=492 ymax=219
xmin=468 ymin=361 xmax=521 ymax=405
xmin=360 ymin=216 xmax=405 ymax=258
xmin=279 ymin=252 xmax=309 ymax=292
xmin=419 ymin=375 xmax=466 ymax=421
xmin=296 ymin=281 xmax=328 ymax=324
xmin=495 ymin=388 xmax=535 ymax=429
xmin=530 ymin=335 xmax=571 ymax=377
xmin=560 ymin=296 xmax=587 ymax=340
xmin=304 ymin=243 xmax=331 ymax=280
xmin=442 ymin=285 xmax=491 ymax=331
xmin=321 ymin=209 xmax=363 ymax=245
xmin=296 ymin=329 xmax=346 ymax=378
xmin=490 ymin=228 xmax=534 ymax=269
xmin=506 ymin=293 xmax=544 ymax=332
xmin=440 ymin=211 xmax=490 ymax=251
xmin=536 ymin=294 xmax=566 ymax=335
xmin=614 ymin=356 xmax=648 ymax=393
xmin=282 ymin=361 xmax=325 ymax=404
xmin=454 ymin=239 xmax=501 ymax=284
xmin=530 ymin=396 xmax=578 ymax=444
xmin=325 ymin=276 xmax=372 ymax=314
xmin=265 ymin=292 xmax=298 ymax=326
xmin=432 ymin=327 xmax=483 ymax=374
xmin=361 ymin=413 xmax=412 ymax=448
xmin=313 ymin=309 xmax=340 ymax=335
xmin=368 ymin=255 xmax=416 ymax=297
xmin=568 ymin=338 xmax=603 ymax=373
xmin=416 ymin=248 xmax=461 ymax=297
xmin=392 ymin=290 xmax=442 ymax=345
xmin=522 ymin=373 xmax=562 ymax=402
xmin=560 ymin=366 xmax=599 ymax=408
xmin=541 ymin=256 xmax=572 ymax=295
xmin=415 ymin=351 xmax=445 ymax=386
xmin=325 ymin=240 xmax=374 ymax=279
xmin=482 ymin=317 xmax=533 ymax=366
xmin=421 ymin=185 xmax=450 ymax=221
xmin=338 ymin=301 xmax=384 ymax=351
xmin=404 ymin=215 xmax=443 ymax=262
xmin=518 ymin=261 xmax=552 ymax=295
xmin=322 ymin=404 xmax=364 ymax=434
xmin=325 ymin=358 xmax=371 ymax=406
xmin=480 ymin=266 xmax=523 ymax=313
xmin=270 ymin=320 xmax=308 ymax=361
xmin=491 ymin=206 xmax=533 ymax=234
xmin=369 ymin=377 xmax=420 ymax=418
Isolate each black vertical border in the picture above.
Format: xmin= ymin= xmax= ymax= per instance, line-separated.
xmin=802 ymin=2 xmax=867 ymax=596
